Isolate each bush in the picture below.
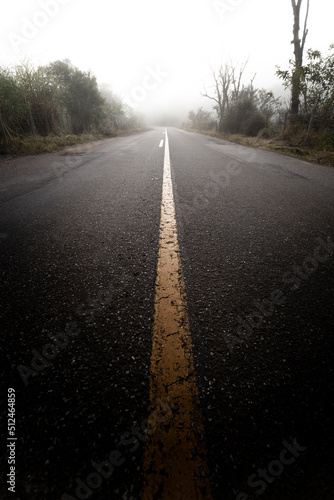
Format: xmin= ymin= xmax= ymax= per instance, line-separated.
xmin=0 ymin=60 xmax=132 ymax=140
xmin=242 ymin=111 xmax=266 ymax=136
xmin=278 ymin=121 xmax=334 ymax=151
xmin=98 ymin=125 xmax=116 ymax=137
xmin=188 ymin=107 xmax=214 ymax=130
xmin=223 ymin=98 xmax=266 ymax=136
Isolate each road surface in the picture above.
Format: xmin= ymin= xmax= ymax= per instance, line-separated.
xmin=1 ymin=127 xmax=334 ymax=499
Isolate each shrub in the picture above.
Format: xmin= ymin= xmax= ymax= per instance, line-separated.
xmin=223 ymin=98 xmax=266 ymax=136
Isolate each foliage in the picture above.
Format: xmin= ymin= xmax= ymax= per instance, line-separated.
xmin=300 ymin=47 xmax=334 ymax=120
xmin=222 ymin=98 xmax=266 ymax=136
xmin=202 ymin=60 xmax=250 ymax=132
xmin=46 ymin=60 xmax=105 ymax=134
xmin=254 ymin=89 xmax=283 ymax=120
xmin=277 ymin=45 xmax=334 ymax=121
xmin=188 ymin=107 xmax=214 ymax=130
xmin=0 ymin=68 xmax=27 ymax=139
xmin=0 ymin=60 xmax=141 ymax=146
xmin=18 ymin=63 xmax=64 ymax=136
xmin=201 ymin=61 xmax=284 ymax=137
xmin=99 ymin=85 xmax=126 ymax=131
xmin=277 ymin=45 xmax=334 ymax=148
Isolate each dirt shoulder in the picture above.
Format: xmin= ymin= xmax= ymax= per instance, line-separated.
xmin=0 ymin=128 xmax=150 ymax=157
xmin=0 ymin=129 xmax=150 ymax=202
xmin=181 ymin=128 xmax=334 ymax=168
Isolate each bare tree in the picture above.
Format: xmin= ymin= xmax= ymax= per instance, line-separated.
xmin=202 ymin=64 xmax=230 ymax=131
xmin=231 ymin=59 xmax=249 ymax=101
xmin=290 ymin=0 xmax=310 ymax=119
xmin=202 ymin=60 xmax=249 ymax=132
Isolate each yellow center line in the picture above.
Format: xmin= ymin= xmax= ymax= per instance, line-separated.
xmin=142 ymin=130 xmax=212 ymax=499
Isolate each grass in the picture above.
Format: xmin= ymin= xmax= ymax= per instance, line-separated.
xmin=3 ymin=126 xmax=333 ymax=167
xmin=0 ymin=128 xmax=150 ymax=156
xmin=182 ymin=127 xmax=334 ymax=167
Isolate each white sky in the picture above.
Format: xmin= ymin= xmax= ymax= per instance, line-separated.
xmin=1 ymin=0 xmax=333 ymax=122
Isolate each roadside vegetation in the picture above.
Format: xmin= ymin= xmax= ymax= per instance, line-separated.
xmin=184 ymin=0 xmax=334 ymax=167
xmin=0 ymin=59 xmax=145 ymax=155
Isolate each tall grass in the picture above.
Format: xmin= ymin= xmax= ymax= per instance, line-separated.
xmin=0 ymin=67 xmax=27 ymax=139
xmin=0 ymin=60 xmax=122 ymax=144
xmin=0 ymin=60 xmax=146 ymax=154
xmin=0 ymin=63 xmax=65 ymax=141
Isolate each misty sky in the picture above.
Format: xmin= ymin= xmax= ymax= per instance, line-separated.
xmin=1 ymin=0 xmax=333 ymax=123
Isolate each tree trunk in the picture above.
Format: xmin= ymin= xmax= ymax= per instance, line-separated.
xmin=290 ymin=0 xmax=310 ymax=121
xmin=218 ymin=113 xmax=224 ymax=133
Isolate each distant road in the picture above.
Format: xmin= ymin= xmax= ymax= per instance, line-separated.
xmin=1 ymin=128 xmax=334 ymax=499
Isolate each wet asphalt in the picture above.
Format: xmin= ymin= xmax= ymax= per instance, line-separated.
xmin=1 ymin=127 xmax=334 ymax=499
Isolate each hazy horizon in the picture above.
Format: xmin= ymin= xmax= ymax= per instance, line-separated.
xmin=1 ymin=0 xmax=333 ymax=124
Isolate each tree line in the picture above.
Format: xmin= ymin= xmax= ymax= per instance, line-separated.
xmin=195 ymin=59 xmax=284 ymax=137
xmin=0 ymin=59 xmax=140 ymax=141
xmin=187 ymin=0 xmax=334 ymax=150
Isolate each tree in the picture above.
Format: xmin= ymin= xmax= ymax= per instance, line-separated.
xmin=47 ymin=60 xmax=105 ymax=134
xmin=300 ymin=47 xmax=334 ymax=118
xmin=188 ymin=107 xmax=213 ymax=130
xmin=223 ymin=97 xmax=266 ymax=137
xmin=0 ymin=67 xmax=26 ymax=139
xmin=290 ymin=0 xmax=310 ymax=119
xmin=202 ymin=60 xmax=249 ymax=131
xmin=0 ymin=62 xmax=64 ymax=138
xmin=277 ymin=45 xmax=334 ymax=118
xmin=99 ymin=85 xmax=125 ymax=128
xmin=254 ymin=89 xmax=283 ymax=124
xmin=277 ymin=44 xmax=334 ymax=145
xmin=0 ymin=59 xmax=139 ymax=142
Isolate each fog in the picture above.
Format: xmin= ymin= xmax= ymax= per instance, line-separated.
xmin=1 ymin=0 xmax=333 ymax=125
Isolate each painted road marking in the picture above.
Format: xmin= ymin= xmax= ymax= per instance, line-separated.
xmin=159 ymin=140 xmax=164 ymax=148
xmin=142 ymin=130 xmax=211 ymax=499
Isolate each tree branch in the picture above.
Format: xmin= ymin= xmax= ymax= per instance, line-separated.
xmin=301 ymin=0 xmax=310 ymax=54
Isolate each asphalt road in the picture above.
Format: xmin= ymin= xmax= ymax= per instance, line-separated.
xmin=1 ymin=127 xmax=334 ymax=500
